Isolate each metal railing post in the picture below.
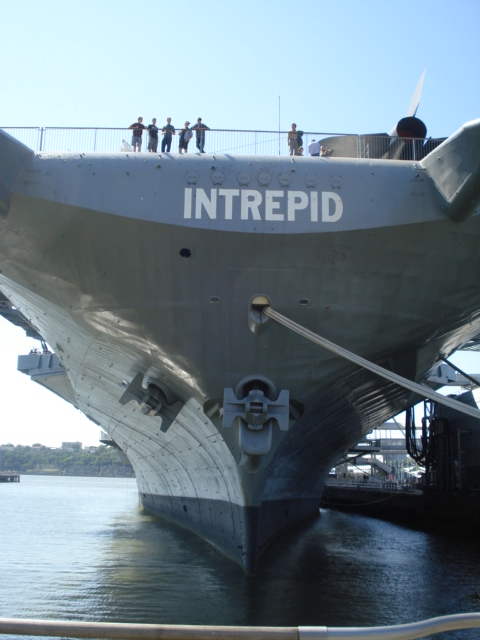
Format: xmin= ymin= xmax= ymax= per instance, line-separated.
xmin=39 ymin=128 xmax=44 ymax=152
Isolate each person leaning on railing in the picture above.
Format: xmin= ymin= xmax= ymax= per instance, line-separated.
xmin=191 ymin=117 xmax=210 ymax=153
xmin=178 ymin=122 xmax=193 ymax=154
xmin=147 ymin=118 xmax=159 ymax=153
xmin=161 ymin=117 xmax=176 ymax=153
xmin=128 ymin=117 xmax=146 ymax=152
xmin=308 ymin=139 xmax=320 ymax=156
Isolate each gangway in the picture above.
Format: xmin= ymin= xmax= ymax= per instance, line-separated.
xmin=359 ymin=457 xmax=391 ymax=476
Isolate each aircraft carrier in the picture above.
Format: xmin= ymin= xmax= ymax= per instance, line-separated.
xmin=1 ymin=109 xmax=480 ymax=573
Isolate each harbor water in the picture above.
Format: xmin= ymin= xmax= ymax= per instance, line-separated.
xmin=1 ymin=475 xmax=480 ymax=637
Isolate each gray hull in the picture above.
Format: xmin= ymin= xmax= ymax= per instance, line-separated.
xmin=1 ymin=123 xmax=480 ymax=572
xmin=141 ymin=494 xmax=320 ymax=574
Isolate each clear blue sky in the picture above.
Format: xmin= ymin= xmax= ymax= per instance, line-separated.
xmin=2 ymin=0 xmax=479 ymax=136
xmin=0 ymin=0 xmax=479 ymax=446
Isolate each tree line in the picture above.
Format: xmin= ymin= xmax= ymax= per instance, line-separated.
xmin=0 ymin=445 xmax=135 ymax=477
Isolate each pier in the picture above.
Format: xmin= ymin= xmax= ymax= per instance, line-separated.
xmin=322 ymin=389 xmax=480 ymax=534
xmin=321 ymin=482 xmax=480 ymax=534
xmin=0 ymin=474 xmax=20 ymax=483
xmin=321 ymin=481 xmax=423 ymax=525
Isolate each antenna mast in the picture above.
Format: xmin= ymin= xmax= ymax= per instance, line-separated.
xmin=278 ymin=96 xmax=281 ymax=156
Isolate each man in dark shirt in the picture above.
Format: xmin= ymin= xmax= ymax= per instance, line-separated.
xmin=147 ymin=118 xmax=159 ymax=153
xmin=128 ymin=117 xmax=146 ymax=152
xmin=161 ymin=118 xmax=176 ymax=153
xmin=178 ymin=121 xmax=192 ymax=154
xmin=191 ymin=117 xmax=210 ymax=153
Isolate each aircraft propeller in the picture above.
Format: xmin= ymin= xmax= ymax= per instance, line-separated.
xmin=389 ymin=69 xmax=427 ymax=138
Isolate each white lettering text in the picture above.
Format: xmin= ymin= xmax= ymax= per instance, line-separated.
xmin=265 ymin=191 xmax=284 ymax=221
xmin=310 ymin=191 xmax=318 ymax=222
xmin=183 ymin=188 xmax=344 ymax=224
xmin=184 ymin=188 xmax=192 ymax=218
xmin=322 ymin=192 xmax=343 ymax=222
xmin=241 ymin=190 xmax=262 ymax=220
xmin=219 ymin=189 xmax=240 ymax=220
xmin=195 ymin=188 xmax=217 ymax=219
xmin=288 ymin=191 xmax=309 ymax=221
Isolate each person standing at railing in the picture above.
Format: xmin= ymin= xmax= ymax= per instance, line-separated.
xmin=191 ymin=118 xmax=210 ymax=153
xmin=147 ymin=118 xmax=159 ymax=153
xmin=287 ymin=123 xmax=299 ymax=156
xmin=161 ymin=118 xmax=176 ymax=153
xmin=128 ymin=117 xmax=146 ymax=152
xmin=178 ymin=122 xmax=193 ymax=154
xmin=308 ymin=139 xmax=320 ymax=157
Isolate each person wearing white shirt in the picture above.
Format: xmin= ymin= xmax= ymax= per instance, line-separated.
xmin=308 ymin=139 xmax=320 ymax=156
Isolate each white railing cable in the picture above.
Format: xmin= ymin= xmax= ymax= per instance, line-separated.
xmin=262 ymin=306 xmax=480 ymax=421
xmin=300 ymin=612 xmax=480 ymax=639
xmin=0 ymin=614 xmax=480 ymax=640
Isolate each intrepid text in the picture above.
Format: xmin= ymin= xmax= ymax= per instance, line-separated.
xmin=183 ymin=189 xmax=343 ymax=222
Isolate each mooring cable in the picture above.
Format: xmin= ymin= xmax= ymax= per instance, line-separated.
xmin=262 ymin=306 xmax=480 ymax=421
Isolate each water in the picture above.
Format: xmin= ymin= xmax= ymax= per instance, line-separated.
xmin=1 ymin=476 xmax=480 ymax=637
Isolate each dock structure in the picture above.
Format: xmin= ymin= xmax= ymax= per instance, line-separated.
xmin=323 ymin=389 xmax=480 ymax=533
xmin=321 ymin=481 xmax=480 ymax=534
xmin=321 ymin=481 xmax=423 ymax=523
xmin=0 ymin=474 xmax=20 ymax=483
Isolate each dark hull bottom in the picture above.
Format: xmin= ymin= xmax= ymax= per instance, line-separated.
xmin=141 ymin=493 xmax=320 ymax=574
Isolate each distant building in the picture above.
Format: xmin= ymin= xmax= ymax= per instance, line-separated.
xmin=0 ymin=443 xmax=15 ymax=451
xmin=83 ymin=446 xmax=98 ymax=453
xmin=61 ymin=441 xmax=82 ymax=451
xmin=32 ymin=443 xmax=43 ymax=450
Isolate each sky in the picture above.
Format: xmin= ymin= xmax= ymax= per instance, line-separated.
xmin=0 ymin=0 xmax=479 ymax=447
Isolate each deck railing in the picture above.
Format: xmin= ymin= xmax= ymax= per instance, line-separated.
xmin=1 ymin=126 xmax=445 ymax=160
xmin=325 ymin=478 xmax=419 ymax=492
xmin=1 ymin=613 xmax=480 ymax=639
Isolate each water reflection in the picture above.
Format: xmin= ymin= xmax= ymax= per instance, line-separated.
xmin=1 ymin=476 xmax=480 ymax=640
xmin=93 ymin=504 xmax=480 ymax=632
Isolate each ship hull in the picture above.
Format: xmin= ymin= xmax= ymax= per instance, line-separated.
xmin=141 ymin=494 xmax=320 ymax=574
xmin=1 ymin=144 xmax=480 ymax=572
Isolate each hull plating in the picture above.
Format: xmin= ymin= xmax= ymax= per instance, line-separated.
xmin=1 ymin=147 xmax=480 ymax=571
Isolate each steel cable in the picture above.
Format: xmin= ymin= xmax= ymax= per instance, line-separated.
xmin=263 ymin=306 xmax=480 ymax=421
